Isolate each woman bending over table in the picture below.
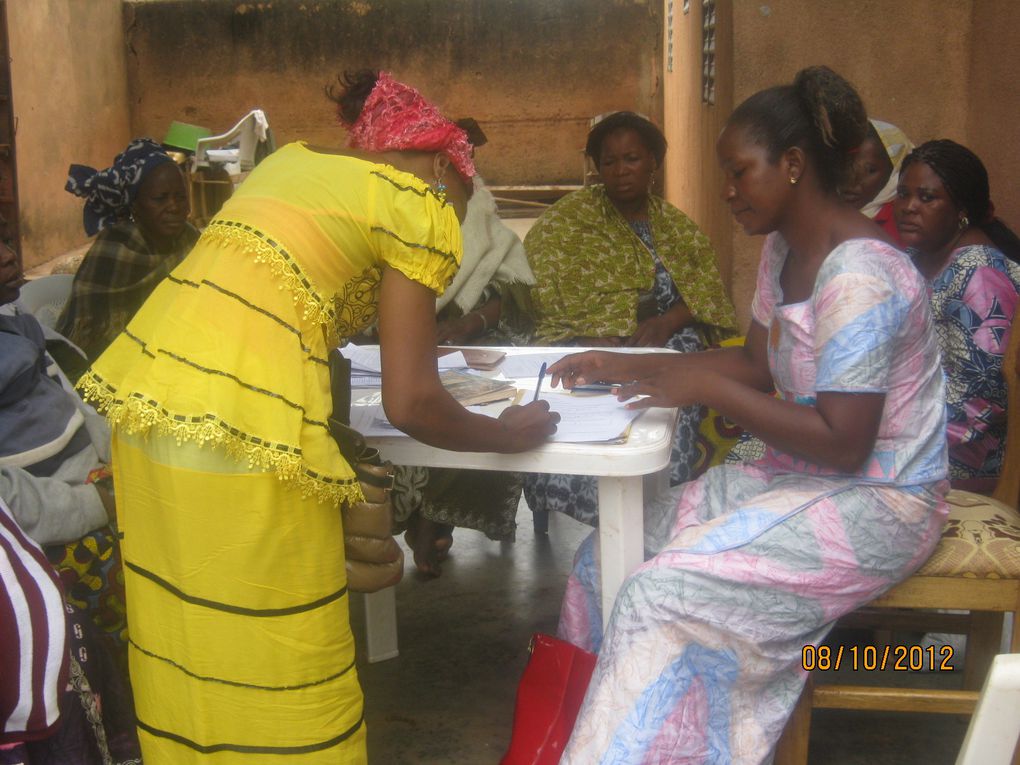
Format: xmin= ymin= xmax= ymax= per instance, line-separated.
xmin=524 ymin=111 xmax=737 ymax=527
xmin=547 ymin=66 xmax=949 ymax=763
xmin=77 ymin=70 xmax=558 ymax=765
xmin=389 ymin=118 xmax=536 ymax=574
xmin=896 ymin=138 xmax=1020 ymax=493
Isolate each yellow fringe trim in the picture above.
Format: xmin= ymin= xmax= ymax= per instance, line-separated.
xmin=78 ymin=371 xmax=363 ymax=508
xmin=200 ymin=223 xmax=336 ymax=326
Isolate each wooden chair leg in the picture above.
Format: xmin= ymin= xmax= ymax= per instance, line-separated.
xmin=774 ymin=676 xmax=813 ymax=765
xmin=964 ymin=611 xmax=1005 ymax=690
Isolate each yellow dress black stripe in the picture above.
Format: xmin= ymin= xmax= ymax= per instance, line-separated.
xmin=80 ymin=143 xmax=462 ymax=763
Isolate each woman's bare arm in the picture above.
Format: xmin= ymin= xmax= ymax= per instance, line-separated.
xmin=377 ymin=266 xmax=558 ymax=452
xmin=549 ymin=320 xmax=774 ymax=393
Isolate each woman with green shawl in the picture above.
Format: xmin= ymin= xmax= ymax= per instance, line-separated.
xmin=524 ymin=111 xmax=737 ymax=526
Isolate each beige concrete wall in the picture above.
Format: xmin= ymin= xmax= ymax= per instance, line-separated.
xmin=662 ymin=0 xmax=734 ymax=294
xmin=722 ymin=0 xmax=974 ymax=329
xmin=123 ymin=0 xmax=663 ymax=187
xmin=968 ymin=0 xmax=1020 ymax=234
xmin=7 ymin=0 xmax=132 ymax=269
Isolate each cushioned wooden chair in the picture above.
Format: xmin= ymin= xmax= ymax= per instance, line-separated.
xmin=774 ymin=311 xmax=1020 ymax=765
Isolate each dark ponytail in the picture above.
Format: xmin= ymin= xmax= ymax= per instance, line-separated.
xmin=727 ymin=65 xmax=868 ymax=194
xmin=902 ymin=139 xmax=1020 ymax=264
xmin=325 ymin=69 xmax=380 ymax=125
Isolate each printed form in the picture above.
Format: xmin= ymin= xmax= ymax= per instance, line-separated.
xmin=350 ymin=389 xmax=645 ymax=444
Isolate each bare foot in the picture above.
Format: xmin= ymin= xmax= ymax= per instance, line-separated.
xmin=404 ymin=515 xmax=454 ymax=577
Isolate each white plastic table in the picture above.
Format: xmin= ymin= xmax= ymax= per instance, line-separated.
xmin=355 ymin=347 xmax=679 ymax=662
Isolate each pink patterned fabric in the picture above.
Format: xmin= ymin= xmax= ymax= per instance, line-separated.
xmin=556 ymin=235 xmax=950 ymax=764
xmin=343 ymin=72 xmax=475 ymax=182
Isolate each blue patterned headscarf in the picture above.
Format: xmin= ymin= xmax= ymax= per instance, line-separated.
xmin=65 ymin=138 xmax=175 ymax=236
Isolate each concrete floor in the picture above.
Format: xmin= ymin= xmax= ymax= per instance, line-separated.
xmin=351 ymin=505 xmax=970 ymax=764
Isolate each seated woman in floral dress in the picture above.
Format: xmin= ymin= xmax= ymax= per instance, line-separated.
xmin=895 ymin=138 xmax=1020 ymax=493
xmin=546 ymin=66 xmax=948 ymax=763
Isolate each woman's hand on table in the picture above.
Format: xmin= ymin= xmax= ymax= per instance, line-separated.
xmin=549 ymin=350 xmax=639 ymax=389
xmin=616 ymin=367 xmax=712 ymax=409
xmin=497 ymin=401 xmax=560 ymax=450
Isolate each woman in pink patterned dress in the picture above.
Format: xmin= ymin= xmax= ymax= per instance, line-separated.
xmin=545 ymin=66 xmax=949 ymax=764
xmin=896 ymin=139 xmax=1020 ymax=493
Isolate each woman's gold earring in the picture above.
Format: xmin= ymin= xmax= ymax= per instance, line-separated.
xmin=959 ymin=215 xmax=970 ymax=230
xmin=789 ymin=176 xmax=799 ymax=186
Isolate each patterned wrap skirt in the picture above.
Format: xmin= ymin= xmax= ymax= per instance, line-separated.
xmin=558 ymin=463 xmax=947 ymax=764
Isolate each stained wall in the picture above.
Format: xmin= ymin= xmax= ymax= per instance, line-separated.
xmin=670 ymin=0 xmax=1018 ymax=329
xmin=967 ymin=0 xmax=1020 ymax=241
xmin=7 ymin=0 xmax=131 ymax=269
xmin=723 ymin=0 xmax=975 ymax=327
xmin=123 ymin=0 xmax=663 ymax=186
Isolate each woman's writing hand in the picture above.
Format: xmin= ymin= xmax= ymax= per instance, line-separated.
xmin=626 ymin=315 xmax=674 ymax=348
xmin=497 ymin=401 xmax=560 ymax=450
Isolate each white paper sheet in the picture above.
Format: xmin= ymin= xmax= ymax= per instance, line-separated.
xmin=350 ymin=389 xmax=644 ymax=443
xmin=339 ymin=343 xmax=467 ymax=374
xmin=349 ymin=402 xmax=498 ymax=437
xmin=497 ymin=352 xmax=572 ymax=379
xmin=351 ymin=375 xmax=384 ymax=388
xmin=540 ymin=393 xmax=644 ymax=443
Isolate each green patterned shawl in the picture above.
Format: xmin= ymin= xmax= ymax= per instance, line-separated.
xmin=525 ymin=185 xmax=737 ymax=345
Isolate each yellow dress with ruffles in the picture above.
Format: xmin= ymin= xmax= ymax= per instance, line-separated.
xmin=78 ymin=142 xmax=461 ymax=764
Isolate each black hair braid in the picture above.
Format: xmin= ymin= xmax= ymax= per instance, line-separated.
xmin=325 ymin=69 xmax=380 ymax=125
xmin=793 ymin=66 xmax=868 ymax=192
xmin=729 ymin=65 xmax=867 ymax=194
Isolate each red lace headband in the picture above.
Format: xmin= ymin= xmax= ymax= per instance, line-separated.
xmin=343 ymin=72 xmax=475 ymax=183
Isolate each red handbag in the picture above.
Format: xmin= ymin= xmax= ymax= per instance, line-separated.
xmin=501 ymin=633 xmax=598 ymax=765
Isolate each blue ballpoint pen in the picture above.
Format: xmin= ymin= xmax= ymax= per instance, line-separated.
xmin=532 ymin=362 xmax=548 ymax=402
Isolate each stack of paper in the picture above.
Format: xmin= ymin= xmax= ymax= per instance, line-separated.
xmin=439 ymin=370 xmax=517 ymax=406
xmin=341 ymin=343 xmax=468 ymax=387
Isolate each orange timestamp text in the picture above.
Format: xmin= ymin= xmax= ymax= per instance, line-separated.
xmin=801 ymin=643 xmax=955 ymax=672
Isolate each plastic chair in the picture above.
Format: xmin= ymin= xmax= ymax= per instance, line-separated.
xmin=189 ymin=109 xmax=274 ymax=226
xmin=955 ymin=653 xmax=1020 ymax=765
xmin=16 ymin=274 xmax=73 ymax=329
xmin=192 ymin=109 xmax=274 ymax=175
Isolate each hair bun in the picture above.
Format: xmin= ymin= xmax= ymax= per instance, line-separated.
xmin=327 ymin=69 xmax=380 ymax=126
xmin=793 ymin=66 xmax=868 ymax=154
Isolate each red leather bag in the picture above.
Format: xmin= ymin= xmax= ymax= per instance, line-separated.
xmin=501 ymin=633 xmax=598 ymax=765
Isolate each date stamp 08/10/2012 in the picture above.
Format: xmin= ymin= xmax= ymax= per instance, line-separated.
xmin=802 ymin=643 xmax=955 ymax=672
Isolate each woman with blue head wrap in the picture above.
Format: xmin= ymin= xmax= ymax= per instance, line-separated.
xmin=57 ymin=138 xmax=199 ymax=370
